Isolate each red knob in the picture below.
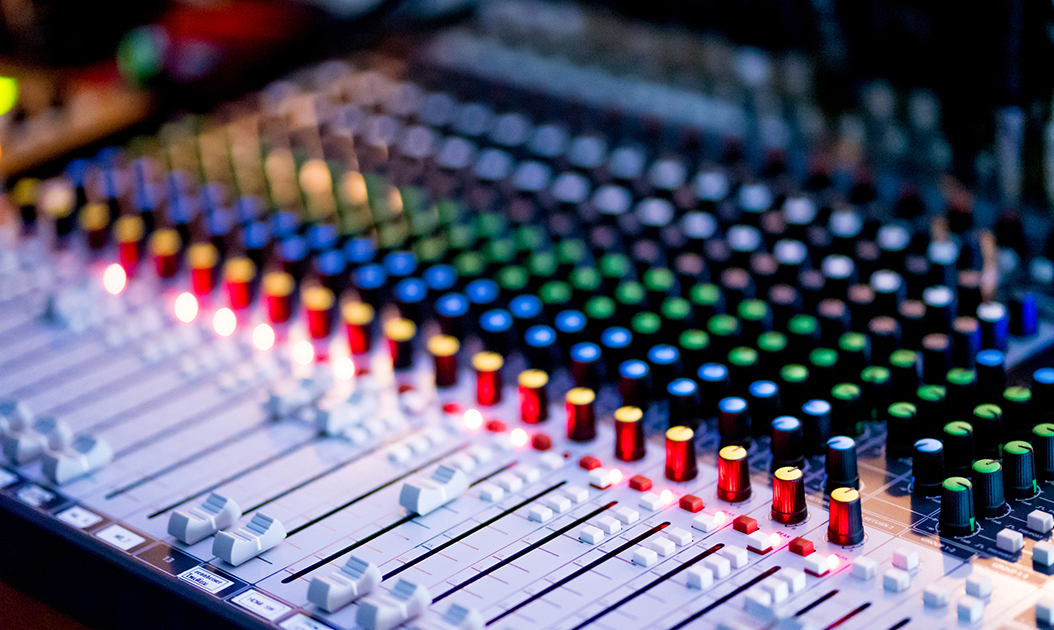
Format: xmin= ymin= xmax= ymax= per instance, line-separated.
xmin=772 ymin=466 xmax=808 ymax=524
xmin=718 ymin=445 xmax=751 ymax=502
xmin=518 ymin=370 xmax=549 ymax=424
xmin=565 ymin=388 xmax=596 ymax=442
xmin=665 ymin=426 xmax=698 ymax=481
xmin=615 ymin=406 xmax=646 ymax=461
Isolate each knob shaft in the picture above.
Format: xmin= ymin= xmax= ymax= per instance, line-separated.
xmin=828 ymin=487 xmax=865 ymax=546
xmin=717 ymin=445 xmax=751 ymax=502
xmin=939 ymin=477 xmax=976 ymax=536
xmin=772 ymin=466 xmax=808 ymax=524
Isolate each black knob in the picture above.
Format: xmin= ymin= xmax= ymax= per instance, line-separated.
xmin=972 ymin=459 xmax=1006 ymax=517
xmin=915 ymin=385 xmax=947 ymax=439
xmin=912 ymin=438 xmax=945 ymax=497
xmin=942 ymin=421 xmax=975 ymax=478
xmin=1004 ymin=440 xmax=1039 ymax=499
xmin=1033 ymin=423 xmax=1054 ymax=482
xmin=972 ymin=403 xmax=1004 ymax=460
xmin=718 ymin=397 xmax=751 ymax=448
xmin=668 ymin=378 xmax=701 ymax=431
xmin=771 ymin=416 xmax=805 ymax=471
xmin=886 ymin=402 xmax=918 ymax=459
xmin=825 ymin=436 xmax=860 ymax=493
xmin=888 ymin=349 xmax=921 ymax=402
xmin=802 ymin=399 xmax=833 ymax=456
xmin=1003 ymin=386 xmax=1034 ymax=443
xmin=830 ymin=383 xmax=863 ymax=437
xmin=939 ymin=477 xmax=976 ymax=536
xmin=944 ymin=368 xmax=977 ymax=420
xmin=976 ymin=349 xmax=1007 ymax=404
xmin=747 ymin=380 xmax=780 ymax=438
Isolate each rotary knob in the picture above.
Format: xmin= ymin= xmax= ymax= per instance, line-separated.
xmin=939 ymin=477 xmax=976 ymax=536
xmin=772 ymin=466 xmax=808 ymax=524
xmin=717 ymin=445 xmax=751 ymax=502
xmin=1004 ymin=440 xmax=1039 ymax=499
xmin=828 ymin=487 xmax=865 ymax=546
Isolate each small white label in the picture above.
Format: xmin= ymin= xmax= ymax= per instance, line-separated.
xmin=0 ymin=469 xmax=17 ymax=488
xmin=232 ymin=589 xmax=291 ymax=621
xmin=178 ymin=566 xmax=233 ymax=594
xmin=280 ymin=614 xmax=336 ymax=630
xmin=95 ymin=524 xmax=146 ymax=551
xmin=17 ymin=484 xmax=55 ymax=507
xmin=57 ymin=506 xmax=103 ymax=529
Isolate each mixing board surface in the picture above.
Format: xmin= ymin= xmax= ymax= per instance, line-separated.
xmin=7 ymin=4 xmax=1054 ymax=630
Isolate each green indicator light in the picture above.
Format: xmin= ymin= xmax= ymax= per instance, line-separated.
xmin=570 ymin=268 xmax=601 ymax=292
xmin=455 ymin=251 xmax=486 ymax=277
xmin=728 ymin=347 xmax=758 ymax=366
xmin=600 ymin=254 xmax=631 ymax=279
xmin=942 ymin=477 xmax=972 ymax=491
xmin=738 ymin=300 xmax=769 ymax=321
xmin=861 ymin=366 xmax=891 ymax=383
xmin=944 ymin=421 xmax=973 ymax=437
xmin=644 ymin=268 xmax=675 ymax=291
xmin=1034 ymin=423 xmax=1054 ymax=438
xmin=690 ymin=284 xmax=722 ymax=306
xmin=973 ymin=403 xmax=1002 ymax=419
xmin=972 ymin=459 xmax=1001 ymax=474
xmin=917 ymin=385 xmax=946 ymax=402
xmin=1004 ymin=440 xmax=1033 ymax=455
xmin=557 ymin=239 xmax=587 ymax=265
xmin=540 ymin=281 xmax=571 ymax=305
xmin=679 ymin=329 xmax=710 ymax=350
xmin=888 ymin=402 xmax=917 ymax=418
xmin=1004 ymin=386 xmax=1032 ymax=403
xmin=809 ymin=348 xmax=838 ymax=368
xmin=781 ymin=364 xmax=809 ymax=382
xmin=708 ymin=314 xmax=740 ymax=336
xmin=787 ymin=314 xmax=818 ymax=335
xmin=889 ymin=350 xmax=918 ymax=368
xmin=758 ymin=332 xmax=787 ymax=352
xmin=529 ymin=252 xmax=557 ymax=277
xmin=616 ymin=282 xmax=646 ymax=305
xmin=662 ymin=298 xmax=692 ymax=320
xmin=832 ymin=383 xmax=861 ymax=400
xmin=631 ymin=312 xmax=662 ymax=335
xmin=838 ymin=333 xmax=867 ymax=353
xmin=498 ymin=266 xmax=528 ymax=291
xmin=946 ymin=368 xmax=976 ymax=386
xmin=585 ymin=296 xmax=616 ymax=320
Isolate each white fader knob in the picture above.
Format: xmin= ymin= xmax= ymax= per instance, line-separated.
xmin=42 ymin=435 xmax=113 ymax=485
xmin=356 ymin=579 xmax=430 ymax=630
xmin=307 ymin=555 xmax=381 ymax=612
xmin=212 ymin=513 xmax=286 ymax=566
xmin=2 ymin=417 xmax=72 ymax=465
xmin=440 ymin=604 xmax=484 ymax=630
xmin=399 ymin=464 xmax=469 ymax=516
xmin=168 ymin=493 xmax=242 ymax=545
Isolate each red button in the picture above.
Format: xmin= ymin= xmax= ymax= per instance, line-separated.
xmin=486 ymin=419 xmax=507 ymax=433
xmin=532 ymin=433 xmax=552 ymax=451
xmin=732 ymin=515 xmax=758 ymax=534
xmin=679 ymin=495 xmax=704 ymax=513
xmin=629 ymin=475 xmax=653 ymax=492
xmin=789 ymin=537 xmax=815 ymax=557
xmin=579 ymin=455 xmax=602 ymax=471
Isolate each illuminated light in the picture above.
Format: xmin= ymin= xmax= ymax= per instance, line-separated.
xmin=510 ymin=428 xmax=529 ymax=448
xmin=212 ymin=308 xmax=237 ymax=337
xmin=827 ymin=555 xmax=840 ymax=570
xmin=463 ymin=409 xmax=484 ymax=431
xmin=293 ymin=339 xmax=315 ymax=365
xmin=102 ymin=263 xmax=127 ymax=295
xmin=333 ymin=356 xmax=356 ymax=380
xmin=770 ymin=533 xmax=781 ymax=547
xmin=660 ymin=489 xmax=675 ymax=505
xmin=174 ymin=292 xmax=199 ymax=323
xmin=714 ymin=512 xmax=728 ymax=524
xmin=609 ymin=469 xmax=623 ymax=484
xmin=251 ymin=324 xmax=275 ymax=351
xmin=0 ymin=76 xmax=18 ymax=117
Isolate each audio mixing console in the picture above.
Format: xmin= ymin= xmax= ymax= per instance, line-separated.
xmin=8 ymin=3 xmax=1054 ymax=630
